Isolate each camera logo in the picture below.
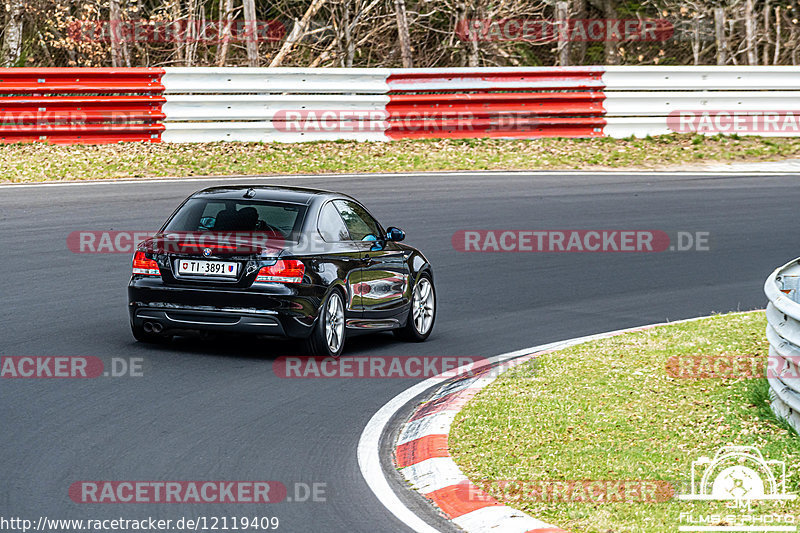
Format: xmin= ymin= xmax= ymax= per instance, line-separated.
xmin=679 ymin=446 xmax=795 ymax=502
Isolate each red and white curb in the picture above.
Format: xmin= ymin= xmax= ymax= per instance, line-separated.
xmin=358 ymin=313 xmax=745 ymax=533
xmin=394 ymin=356 xmax=564 ymax=533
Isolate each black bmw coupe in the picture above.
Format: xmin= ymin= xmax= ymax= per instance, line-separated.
xmin=127 ymin=185 xmax=436 ymax=356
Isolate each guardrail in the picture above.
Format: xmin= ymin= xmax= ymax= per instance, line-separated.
xmin=764 ymin=257 xmax=800 ymax=433
xmin=386 ymin=67 xmax=605 ymax=139
xmin=0 ymin=68 xmax=165 ymax=144
xmin=161 ymin=67 xmax=390 ymax=143
xmin=1 ymin=66 xmax=799 ymax=144
xmin=603 ymin=66 xmax=800 ymax=138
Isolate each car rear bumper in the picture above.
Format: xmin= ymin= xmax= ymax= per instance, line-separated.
xmin=128 ymin=279 xmax=324 ymax=338
xmin=131 ymin=307 xmax=291 ymax=336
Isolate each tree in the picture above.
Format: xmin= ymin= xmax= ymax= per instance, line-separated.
xmin=269 ymin=0 xmax=328 ymax=67
xmin=394 ymin=0 xmax=413 ymax=67
xmin=2 ymin=0 xmax=24 ymax=67
xmin=603 ymin=0 xmax=619 ymax=65
xmin=241 ymin=0 xmax=259 ymax=66
xmin=216 ymin=0 xmax=235 ymax=66
xmin=109 ymin=0 xmax=130 ymax=67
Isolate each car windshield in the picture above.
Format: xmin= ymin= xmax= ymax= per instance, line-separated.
xmin=162 ymin=198 xmax=308 ymax=241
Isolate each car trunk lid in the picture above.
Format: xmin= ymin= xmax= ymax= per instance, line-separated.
xmin=140 ymin=232 xmax=286 ymax=287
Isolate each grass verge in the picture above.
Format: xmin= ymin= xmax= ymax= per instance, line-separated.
xmin=2 ymin=135 xmax=800 ymax=183
xmin=449 ymin=311 xmax=800 ymax=532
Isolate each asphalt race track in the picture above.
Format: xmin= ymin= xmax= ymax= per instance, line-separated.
xmin=2 ymin=171 xmax=798 ymax=532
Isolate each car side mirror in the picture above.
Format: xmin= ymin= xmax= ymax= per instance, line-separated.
xmin=386 ymin=227 xmax=405 ymax=242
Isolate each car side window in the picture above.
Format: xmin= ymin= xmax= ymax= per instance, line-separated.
xmin=333 ymin=200 xmax=382 ymax=241
xmin=317 ymin=202 xmax=351 ymax=242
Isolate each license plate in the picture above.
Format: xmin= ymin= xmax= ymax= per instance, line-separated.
xmin=177 ymin=259 xmax=238 ymax=277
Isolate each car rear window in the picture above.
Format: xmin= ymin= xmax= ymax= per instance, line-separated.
xmin=162 ymin=198 xmax=308 ymax=240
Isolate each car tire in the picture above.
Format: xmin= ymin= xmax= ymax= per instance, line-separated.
xmin=130 ymin=321 xmax=166 ymax=344
xmin=305 ymin=288 xmax=346 ymax=357
xmin=395 ymin=273 xmax=436 ymax=342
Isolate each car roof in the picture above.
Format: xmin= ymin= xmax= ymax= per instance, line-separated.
xmin=191 ymin=185 xmax=344 ymax=205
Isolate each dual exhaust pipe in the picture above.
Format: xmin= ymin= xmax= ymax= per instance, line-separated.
xmin=143 ymin=321 xmax=164 ymax=334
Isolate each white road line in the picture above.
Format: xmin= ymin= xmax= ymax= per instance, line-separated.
xmin=2 ymin=168 xmax=798 ymax=189
xmin=357 ymin=312 xmax=756 ymax=533
xmin=356 ymin=376 xmax=453 ymax=533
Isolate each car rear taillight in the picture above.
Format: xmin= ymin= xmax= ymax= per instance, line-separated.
xmin=254 ymin=260 xmax=305 ymax=284
xmin=132 ymin=251 xmax=160 ymax=276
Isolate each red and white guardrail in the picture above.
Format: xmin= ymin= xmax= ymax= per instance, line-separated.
xmin=1 ymin=66 xmax=799 ymax=144
xmin=0 ymin=68 xmax=165 ymax=143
